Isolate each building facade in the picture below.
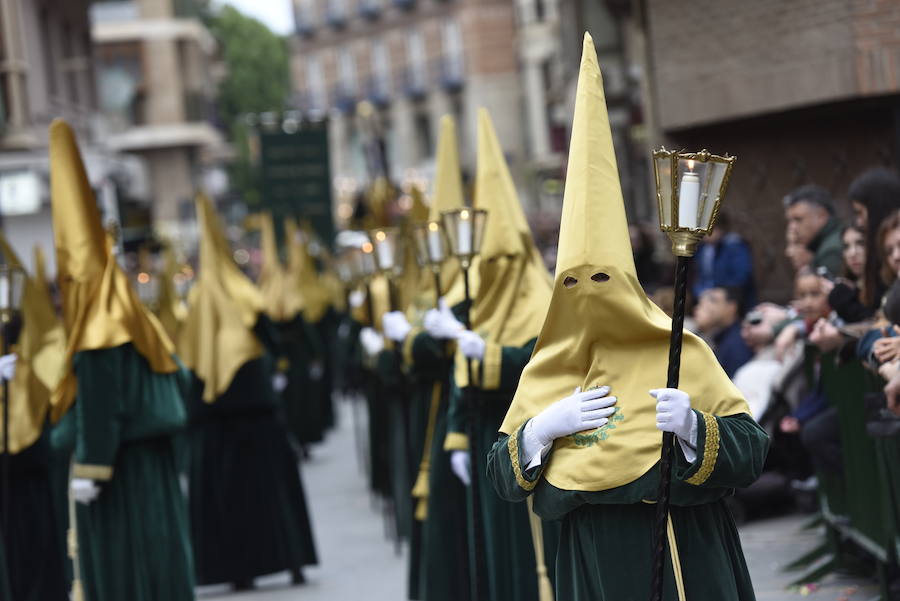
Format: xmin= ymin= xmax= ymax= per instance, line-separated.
xmin=0 ymin=0 xmax=145 ymax=275
xmin=289 ymin=0 xmax=541 ymax=212
xmin=91 ymin=0 xmax=227 ymax=240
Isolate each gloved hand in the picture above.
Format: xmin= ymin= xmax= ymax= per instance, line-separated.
xmin=650 ymin=388 xmax=697 ymax=445
xmin=529 ymin=386 xmax=618 ymax=447
xmin=450 ymin=450 xmax=471 ymax=486
xmin=0 ymin=354 xmax=15 ymax=381
xmin=423 ymin=298 xmax=464 ymax=340
xmin=348 ymin=289 xmax=365 ymax=308
xmin=359 ymin=327 xmax=384 ymax=357
xmin=382 ymin=311 xmax=412 ymax=343
xmin=457 ymin=331 xmax=486 ymax=360
xmin=71 ymin=478 xmax=101 ymax=505
xmin=272 ymin=373 xmax=288 ymax=393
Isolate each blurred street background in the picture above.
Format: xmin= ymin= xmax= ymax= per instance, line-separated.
xmin=1 ymin=0 xmax=900 ymax=600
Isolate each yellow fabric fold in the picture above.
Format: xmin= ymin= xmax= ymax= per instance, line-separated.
xmin=49 ymin=119 xmax=176 ymax=422
xmin=257 ymin=213 xmax=303 ymax=321
xmin=178 ymin=194 xmax=264 ymax=402
xmin=453 ymin=109 xmax=550 ymax=390
xmin=497 ymin=34 xmax=747 ymax=493
xmin=0 ymin=237 xmax=65 ymax=453
xmin=443 ymin=431 xmax=469 ymax=451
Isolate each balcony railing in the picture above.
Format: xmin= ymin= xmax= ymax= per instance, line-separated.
xmin=366 ymin=76 xmax=391 ymax=108
xmin=403 ymin=64 xmax=427 ymax=99
xmin=359 ymin=1 xmax=381 ymax=20
xmin=332 ymin=84 xmax=357 ymax=114
xmin=439 ymin=54 xmax=464 ymax=92
xmin=184 ymin=91 xmax=210 ymax=123
xmin=394 ymin=0 xmax=415 ymax=10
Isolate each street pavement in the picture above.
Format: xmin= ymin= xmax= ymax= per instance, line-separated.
xmin=200 ymin=398 xmax=880 ymax=601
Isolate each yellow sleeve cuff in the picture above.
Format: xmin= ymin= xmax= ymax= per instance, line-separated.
xmin=685 ymin=412 xmax=719 ymax=486
xmin=444 ymin=432 xmax=469 ymax=451
xmin=508 ymin=426 xmax=540 ymax=491
xmin=481 ymin=342 xmax=502 ymax=390
xmin=73 ymin=463 xmax=114 ymax=481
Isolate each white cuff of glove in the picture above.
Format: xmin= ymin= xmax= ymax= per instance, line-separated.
xmin=0 ymin=353 xmax=16 ymax=382
xmin=457 ymin=330 xmax=486 ymax=360
xmin=677 ymin=412 xmax=699 ymax=464
xmin=522 ymin=419 xmax=553 ymax=470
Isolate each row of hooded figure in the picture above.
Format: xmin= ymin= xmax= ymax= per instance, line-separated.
xmin=342 ymin=105 xmax=562 ymax=601
xmin=347 ymin=33 xmax=769 ymax=601
xmin=0 ymin=119 xmax=347 ymax=600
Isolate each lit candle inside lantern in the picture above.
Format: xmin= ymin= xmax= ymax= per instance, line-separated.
xmin=678 ymin=159 xmax=700 ymax=229
xmin=427 ymin=222 xmax=444 ymax=262
xmin=374 ymin=230 xmax=393 ymax=269
xmin=0 ymin=276 xmax=9 ymax=310
xmin=457 ymin=210 xmax=472 ymax=255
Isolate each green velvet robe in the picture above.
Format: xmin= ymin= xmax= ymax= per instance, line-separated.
xmin=488 ymin=411 xmax=768 ymax=601
xmin=2 ymin=428 xmax=67 ymax=601
xmin=186 ymin=349 xmax=318 ymax=586
xmin=65 ymin=343 xmax=195 ymax=601
xmin=447 ymin=337 xmax=560 ymax=601
xmin=259 ymin=314 xmax=327 ymax=446
xmin=375 ymin=347 xmax=414 ymax=540
xmin=404 ymin=323 xmax=471 ymax=601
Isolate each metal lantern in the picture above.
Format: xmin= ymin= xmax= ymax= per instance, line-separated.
xmin=413 ymin=220 xmax=449 ymax=270
xmin=440 ymin=208 xmax=488 ymax=269
xmin=0 ymin=264 xmax=25 ymax=321
xmin=368 ymin=227 xmax=404 ymax=277
xmin=359 ymin=241 xmax=377 ymax=279
xmin=652 ymin=148 xmax=736 ymax=257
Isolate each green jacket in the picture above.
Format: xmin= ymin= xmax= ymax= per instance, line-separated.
xmin=809 ymin=216 xmax=843 ymax=276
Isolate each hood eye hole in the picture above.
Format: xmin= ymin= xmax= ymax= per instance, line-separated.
xmin=563 ymin=276 xmax=578 ymax=288
xmin=591 ymin=272 xmax=610 ymax=283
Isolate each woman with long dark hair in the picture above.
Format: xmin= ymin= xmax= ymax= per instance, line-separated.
xmin=848 ymin=167 xmax=900 ymax=309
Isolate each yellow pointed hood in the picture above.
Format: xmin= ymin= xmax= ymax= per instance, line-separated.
xmin=49 ymin=119 xmax=176 ymax=421
xmin=257 ymin=213 xmax=302 ymax=321
xmin=430 ymin=115 xmax=477 ymax=306
xmin=0 ymin=237 xmax=65 ymax=453
xmin=178 ymin=194 xmax=264 ymax=402
xmin=455 ymin=110 xmax=552 ymax=388
xmin=287 ymin=220 xmax=333 ymax=323
xmin=498 ymin=34 xmax=747 ymax=492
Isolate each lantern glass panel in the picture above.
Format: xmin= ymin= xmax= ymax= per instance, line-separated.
xmin=441 ymin=209 xmax=488 ymax=258
xmin=699 ymin=161 xmax=729 ymax=232
xmin=653 ymin=154 xmax=674 ymax=229
xmin=369 ymin=227 xmax=401 ymax=272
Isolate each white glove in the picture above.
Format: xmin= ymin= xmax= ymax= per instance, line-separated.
xmin=382 ymin=311 xmax=412 ymax=343
xmin=0 ymin=354 xmax=15 ymax=381
xmin=423 ymin=298 xmax=464 ymax=340
xmin=359 ymin=327 xmax=384 ymax=356
xmin=349 ymin=289 xmax=365 ymax=308
xmin=71 ymin=478 xmax=101 ymax=505
xmin=272 ymin=373 xmax=288 ymax=393
xmin=457 ymin=331 xmax=486 ymax=360
xmin=650 ymin=388 xmax=698 ymax=446
xmin=529 ymin=386 xmax=618 ymax=447
xmin=450 ymin=450 xmax=471 ymax=486
xmin=309 ymin=360 xmax=324 ymax=381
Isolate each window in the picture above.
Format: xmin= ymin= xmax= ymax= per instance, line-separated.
xmin=338 ymin=48 xmax=357 ymax=98
xmin=405 ymin=29 xmax=427 ymax=95
xmin=39 ymin=7 xmax=58 ymax=97
xmin=307 ymin=55 xmax=326 ymax=112
xmin=440 ymin=19 xmax=463 ymax=88
xmin=295 ymin=0 xmax=316 ymax=33
xmin=327 ymin=0 xmax=347 ymax=26
xmin=370 ymin=39 xmax=391 ymax=101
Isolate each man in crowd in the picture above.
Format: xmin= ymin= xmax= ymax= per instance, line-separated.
xmin=693 ymin=286 xmax=754 ymax=378
xmin=783 ymin=184 xmax=843 ymax=276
